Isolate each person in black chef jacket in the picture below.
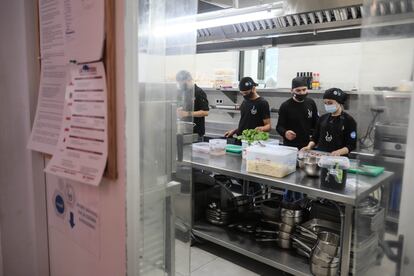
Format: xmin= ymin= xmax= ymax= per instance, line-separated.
xmin=224 ymin=77 xmax=271 ymax=138
xmin=176 ymin=70 xmax=209 ymax=139
xmin=301 ymin=88 xmax=357 ymax=156
xmin=276 ymin=76 xmax=319 ymax=149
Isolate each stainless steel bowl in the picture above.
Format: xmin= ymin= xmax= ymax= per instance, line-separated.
xmin=303 ymin=156 xmax=321 ymax=177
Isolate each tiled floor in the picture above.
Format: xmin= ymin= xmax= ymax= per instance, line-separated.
xmin=176 ymin=240 xmax=287 ymax=276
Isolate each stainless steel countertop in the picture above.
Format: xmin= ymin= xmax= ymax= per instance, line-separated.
xmin=183 ymin=148 xmax=393 ymax=206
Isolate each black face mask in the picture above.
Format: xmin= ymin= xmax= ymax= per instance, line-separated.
xmin=293 ymin=93 xmax=307 ymax=102
xmin=242 ymin=90 xmax=253 ymax=100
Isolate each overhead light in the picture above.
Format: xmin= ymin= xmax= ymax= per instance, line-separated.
xmin=154 ymin=2 xmax=284 ymax=37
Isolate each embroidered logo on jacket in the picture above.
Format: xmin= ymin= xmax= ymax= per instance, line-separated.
xmin=325 ymin=131 xmax=333 ymax=142
xmin=251 ymin=106 xmax=257 ymax=115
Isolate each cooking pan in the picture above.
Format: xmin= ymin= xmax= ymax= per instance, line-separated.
xmin=291 ymin=231 xmax=340 ymax=262
xmin=260 ymin=200 xmax=281 ymax=219
xmin=261 ymin=219 xmax=295 ymax=233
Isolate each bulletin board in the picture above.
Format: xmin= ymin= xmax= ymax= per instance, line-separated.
xmin=34 ymin=0 xmax=118 ymax=180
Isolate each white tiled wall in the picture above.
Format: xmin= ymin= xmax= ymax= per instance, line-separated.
xmin=276 ymin=38 xmax=414 ymax=91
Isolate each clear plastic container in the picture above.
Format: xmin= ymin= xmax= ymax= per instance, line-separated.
xmin=246 ymin=145 xmax=298 ymax=178
xmin=192 ymin=142 xmax=210 ymax=154
xmin=209 ymin=139 xmax=227 ymax=156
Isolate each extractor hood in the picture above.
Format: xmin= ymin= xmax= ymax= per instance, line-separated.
xmin=196 ymin=0 xmax=414 ymax=49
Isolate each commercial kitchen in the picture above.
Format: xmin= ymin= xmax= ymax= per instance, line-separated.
xmin=171 ymin=1 xmax=414 ymax=276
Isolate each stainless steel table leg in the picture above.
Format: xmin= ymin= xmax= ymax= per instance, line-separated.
xmin=341 ymin=204 xmax=353 ymax=276
xmin=242 ymin=179 xmax=249 ymax=194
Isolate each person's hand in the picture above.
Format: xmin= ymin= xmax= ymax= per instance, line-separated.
xmin=330 ymin=150 xmax=342 ymax=156
xmin=177 ymin=107 xmax=189 ymax=119
xmin=224 ymin=129 xmax=236 ymax=138
xmin=285 ymin=130 xmax=296 ymax=141
xmin=255 ymin=126 xmax=264 ymax=132
xmin=300 ymin=146 xmax=311 ymax=152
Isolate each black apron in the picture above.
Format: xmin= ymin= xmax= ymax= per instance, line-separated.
xmin=317 ymin=114 xmax=346 ymax=153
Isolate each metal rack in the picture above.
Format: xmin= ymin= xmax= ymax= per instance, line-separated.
xmin=183 ymin=148 xmax=393 ymax=276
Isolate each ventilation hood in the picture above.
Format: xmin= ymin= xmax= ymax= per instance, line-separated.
xmin=196 ymin=0 xmax=414 ymax=50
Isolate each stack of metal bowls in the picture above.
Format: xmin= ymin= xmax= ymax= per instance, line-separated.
xmin=310 ymin=232 xmax=340 ymax=276
xmin=281 ymin=207 xmax=304 ymax=226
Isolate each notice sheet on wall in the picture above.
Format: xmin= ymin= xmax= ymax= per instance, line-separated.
xmin=45 ymin=62 xmax=107 ymax=186
xmin=28 ymin=0 xmax=105 ymax=155
xmin=28 ymin=0 xmax=67 ymax=154
xmin=64 ymin=0 xmax=105 ymax=63
xmin=47 ymin=174 xmax=101 ymax=256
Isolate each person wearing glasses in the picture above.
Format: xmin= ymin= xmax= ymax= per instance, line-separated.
xmin=276 ymin=76 xmax=319 ymax=149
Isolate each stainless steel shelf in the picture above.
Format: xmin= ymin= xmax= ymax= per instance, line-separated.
xmin=193 ymin=220 xmax=312 ymax=276
xmin=183 ymin=148 xmax=394 ymax=206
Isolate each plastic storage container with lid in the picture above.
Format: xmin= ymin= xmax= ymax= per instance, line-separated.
xmin=192 ymin=142 xmax=210 ymax=154
xmin=209 ymin=139 xmax=227 ymax=156
xmin=246 ymin=145 xmax=297 ymax=178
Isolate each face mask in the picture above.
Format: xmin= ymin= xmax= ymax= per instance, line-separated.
xmin=242 ymin=90 xmax=253 ymax=100
xmin=293 ymin=93 xmax=307 ymax=102
xmin=325 ymin=104 xmax=338 ymax=113
xmin=177 ymin=82 xmax=189 ymax=91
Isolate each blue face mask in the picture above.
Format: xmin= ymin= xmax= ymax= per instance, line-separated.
xmin=325 ymin=104 xmax=338 ymax=113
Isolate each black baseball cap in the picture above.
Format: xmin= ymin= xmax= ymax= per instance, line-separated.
xmin=323 ymin=88 xmax=348 ymax=104
xmin=292 ymin=76 xmax=308 ymax=89
xmin=239 ymin=77 xmax=258 ymax=91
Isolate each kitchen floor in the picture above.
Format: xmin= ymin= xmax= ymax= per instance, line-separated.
xmin=176 ymin=240 xmax=287 ymax=276
xmin=175 ymin=232 xmax=399 ymax=276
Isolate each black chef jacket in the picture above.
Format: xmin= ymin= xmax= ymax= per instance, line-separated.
xmin=182 ymin=84 xmax=209 ymax=136
xmin=276 ymin=98 xmax=318 ymax=149
xmin=312 ymin=112 xmax=357 ymax=153
xmin=236 ymin=97 xmax=270 ymax=135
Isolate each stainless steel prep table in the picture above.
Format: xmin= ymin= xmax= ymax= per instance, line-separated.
xmin=182 ymin=148 xmax=393 ymax=276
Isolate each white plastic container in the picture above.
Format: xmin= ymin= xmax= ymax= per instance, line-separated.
xmin=262 ymin=139 xmax=280 ymax=146
xmin=192 ymin=142 xmax=210 ymax=154
xmin=246 ymin=145 xmax=297 ymax=178
xmin=209 ymin=139 xmax=227 ymax=156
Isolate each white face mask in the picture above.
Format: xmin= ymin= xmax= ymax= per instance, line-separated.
xmin=325 ymin=104 xmax=338 ymax=113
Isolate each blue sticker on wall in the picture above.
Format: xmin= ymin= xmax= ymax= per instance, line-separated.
xmin=350 ymin=131 xmax=356 ymax=139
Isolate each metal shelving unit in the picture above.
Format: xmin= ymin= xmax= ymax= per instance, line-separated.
xmin=193 ymin=220 xmax=312 ymax=276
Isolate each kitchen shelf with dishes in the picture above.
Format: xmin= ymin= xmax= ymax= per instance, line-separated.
xmin=187 ymin=141 xmax=393 ymax=276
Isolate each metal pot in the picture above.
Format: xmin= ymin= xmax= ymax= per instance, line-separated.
xmin=310 ymin=262 xmax=339 ymax=276
xmin=315 ymin=232 xmax=340 ymax=257
xmin=281 ymin=207 xmax=303 ymax=217
xmin=281 ymin=215 xmax=303 ymax=226
xmin=311 ymin=248 xmax=340 ymax=266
